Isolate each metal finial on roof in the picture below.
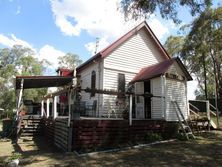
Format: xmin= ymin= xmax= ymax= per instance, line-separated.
xmin=94 ymin=37 xmax=100 ymax=54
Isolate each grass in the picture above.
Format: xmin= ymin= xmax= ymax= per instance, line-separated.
xmin=211 ymin=116 xmax=222 ymax=128
xmin=1 ymin=131 xmax=222 ymax=166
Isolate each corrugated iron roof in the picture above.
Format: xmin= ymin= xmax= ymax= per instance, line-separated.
xmin=130 ymin=58 xmax=192 ymax=83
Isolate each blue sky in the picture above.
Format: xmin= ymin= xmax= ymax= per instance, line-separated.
xmin=0 ymin=0 xmax=193 ymax=63
xmin=0 ymin=0 xmax=220 ymax=99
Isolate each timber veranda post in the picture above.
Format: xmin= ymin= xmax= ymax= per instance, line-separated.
xmin=46 ymin=98 xmax=50 ymax=118
xmin=16 ymin=78 xmax=24 ymax=142
xmin=53 ymin=96 xmax=57 ymax=119
xmin=206 ymin=101 xmax=211 ymax=131
xmin=41 ymin=100 xmax=44 ymax=117
xmin=68 ymin=88 xmax=74 ymax=152
xmin=129 ymin=94 xmax=132 ymax=126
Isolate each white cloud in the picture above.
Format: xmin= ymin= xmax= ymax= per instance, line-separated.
xmin=147 ymin=18 xmax=169 ymax=39
xmin=0 ymin=34 xmax=65 ymax=73
xmin=50 ymin=0 xmax=170 ymax=55
xmin=38 ymin=44 xmax=65 ymax=69
xmin=0 ymin=34 xmax=33 ymax=49
xmin=16 ymin=6 xmax=21 ymax=15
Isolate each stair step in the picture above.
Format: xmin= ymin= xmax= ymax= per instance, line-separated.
xmin=186 ymin=132 xmax=193 ymax=135
xmin=23 ymin=128 xmax=41 ymax=130
xmin=22 ymin=120 xmax=42 ymax=122
xmin=22 ymin=128 xmax=41 ymax=132
xmin=22 ymin=124 xmax=41 ymax=127
xmin=20 ymin=132 xmax=42 ymax=137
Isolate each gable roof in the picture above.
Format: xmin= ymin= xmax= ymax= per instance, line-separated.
xmin=76 ymin=21 xmax=171 ymax=73
xmin=130 ymin=57 xmax=192 ymax=83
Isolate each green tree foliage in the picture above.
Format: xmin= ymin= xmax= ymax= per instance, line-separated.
xmin=121 ymin=0 xmax=212 ymax=23
xmin=183 ymin=7 xmax=222 ymax=100
xmin=164 ymin=7 xmax=222 ymax=100
xmin=58 ymin=53 xmax=82 ymax=70
xmin=164 ymin=36 xmax=185 ymax=58
xmin=0 ymin=45 xmax=47 ymax=113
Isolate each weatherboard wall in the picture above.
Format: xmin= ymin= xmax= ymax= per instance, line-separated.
xmin=151 ymin=77 xmax=163 ymax=119
xmin=101 ymin=68 xmax=137 ymax=117
xmin=165 ymin=63 xmax=188 ymax=121
xmin=78 ymin=61 xmax=104 ymax=116
xmin=101 ymin=28 xmax=166 ymax=118
xmin=103 ymin=28 xmax=165 ymax=73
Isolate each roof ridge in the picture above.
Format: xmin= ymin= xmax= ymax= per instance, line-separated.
xmin=77 ymin=21 xmax=171 ymax=72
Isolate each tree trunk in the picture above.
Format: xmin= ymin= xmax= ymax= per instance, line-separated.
xmin=202 ymin=53 xmax=208 ymax=100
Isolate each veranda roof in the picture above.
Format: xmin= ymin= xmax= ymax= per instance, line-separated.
xmin=15 ymin=76 xmax=73 ymax=89
xmin=130 ymin=58 xmax=192 ymax=83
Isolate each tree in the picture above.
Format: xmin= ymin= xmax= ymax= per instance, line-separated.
xmin=0 ymin=45 xmax=47 ymax=113
xmin=163 ymin=7 xmax=222 ymax=101
xmin=164 ymin=35 xmax=185 ymax=58
xmin=182 ymin=7 xmax=222 ymax=100
xmin=120 ymin=0 xmax=212 ymax=24
xmin=58 ymin=53 xmax=82 ymax=70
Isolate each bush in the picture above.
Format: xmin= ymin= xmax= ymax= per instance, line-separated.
xmin=162 ymin=122 xmax=180 ymax=139
xmin=144 ymin=132 xmax=162 ymax=143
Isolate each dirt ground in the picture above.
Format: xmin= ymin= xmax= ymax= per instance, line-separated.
xmin=1 ymin=131 xmax=222 ymax=167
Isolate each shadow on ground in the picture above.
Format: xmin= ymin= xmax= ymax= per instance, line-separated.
xmin=1 ymin=131 xmax=222 ymax=167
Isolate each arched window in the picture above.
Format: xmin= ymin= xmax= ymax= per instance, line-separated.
xmin=118 ymin=73 xmax=125 ymax=98
xmin=91 ymin=71 xmax=96 ymax=97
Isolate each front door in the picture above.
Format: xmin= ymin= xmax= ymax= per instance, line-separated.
xmin=144 ymin=81 xmax=151 ymax=119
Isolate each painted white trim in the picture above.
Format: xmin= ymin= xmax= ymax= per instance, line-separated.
xmin=53 ymin=96 xmax=57 ymax=119
xmin=41 ymin=100 xmax=44 ymax=117
xmin=185 ymin=78 xmax=189 ymax=118
xmin=164 ymin=75 xmax=167 ymax=120
xmin=160 ymin=75 xmax=165 ymax=119
xmin=46 ymin=98 xmax=50 ymax=118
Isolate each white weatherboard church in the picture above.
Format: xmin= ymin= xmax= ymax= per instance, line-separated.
xmin=76 ymin=21 xmax=192 ymax=121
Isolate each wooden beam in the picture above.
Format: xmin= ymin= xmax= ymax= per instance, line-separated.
xmin=189 ymin=109 xmax=200 ymax=117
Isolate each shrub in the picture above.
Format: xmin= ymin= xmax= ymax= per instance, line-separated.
xmin=162 ymin=122 xmax=180 ymax=139
xmin=144 ymin=132 xmax=162 ymax=143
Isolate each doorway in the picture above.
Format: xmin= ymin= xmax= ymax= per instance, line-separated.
xmin=144 ymin=81 xmax=151 ymax=119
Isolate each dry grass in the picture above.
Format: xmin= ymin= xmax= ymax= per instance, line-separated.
xmin=211 ymin=116 xmax=222 ymax=128
xmin=1 ymin=131 xmax=222 ymax=167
